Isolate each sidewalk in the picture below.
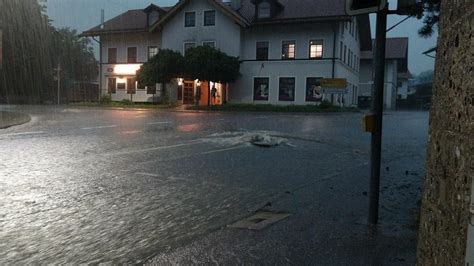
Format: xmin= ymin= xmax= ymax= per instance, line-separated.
xmin=0 ymin=111 xmax=31 ymax=129
xmin=147 ymin=155 xmax=423 ymax=265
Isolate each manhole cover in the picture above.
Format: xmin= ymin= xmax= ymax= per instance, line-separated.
xmin=228 ymin=211 xmax=290 ymax=230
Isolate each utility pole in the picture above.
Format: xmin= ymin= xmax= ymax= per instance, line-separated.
xmin=56 ymin=63 xmax=61 ymax=106
xmin=368 ymin=8 xmax=388 ymax=225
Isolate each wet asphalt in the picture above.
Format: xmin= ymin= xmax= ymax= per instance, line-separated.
xmin=0 ymin=106 xmax=429 ymax=264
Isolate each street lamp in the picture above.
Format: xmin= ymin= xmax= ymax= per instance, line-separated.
xmin=195 ymin=79 xmax=201 ymax=107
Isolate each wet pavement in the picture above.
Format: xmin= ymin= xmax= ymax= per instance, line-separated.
xmin=0 ymin=105 xmax=429 ymax=264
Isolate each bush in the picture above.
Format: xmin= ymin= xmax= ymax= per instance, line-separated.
xmin=100 ymin=95 xmax=112 ymax=104
xmin=319 ymin=100 xmax=334 ymax=109
xmin=121 ymin=99 xmax=132 ymax=105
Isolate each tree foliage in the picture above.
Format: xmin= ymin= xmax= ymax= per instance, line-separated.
xmin=184 ymin=45 xmax=240 ymax=83
xmin=0 ymin=1 xmax=97 ymax=104
xmin=418 ymin=0 xmax=440 ymax=37
xmin=137 ymin=49 xmax=184 ymax=86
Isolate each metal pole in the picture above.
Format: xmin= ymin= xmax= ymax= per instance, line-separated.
xmin=368 ymin=9 xmax=388 ymax=225
xmin=57 ymin=63 xmax=61 ymax=106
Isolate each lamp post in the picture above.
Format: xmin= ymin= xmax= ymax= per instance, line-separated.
xmin=177 ymin=78 xmax=183 ymax=103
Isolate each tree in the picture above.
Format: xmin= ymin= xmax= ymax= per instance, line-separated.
xmin=51 ymin=28 xmax=98 ymax=89
xmin=137 ymin=49 xmax=184 ymax=102
xmin=184 ymin=45 xmax=240 ymax=84
xmin=418 ymin=0 xmax=440 ymax=37
xmin=0 ymin=0 xmax=55 ymax=103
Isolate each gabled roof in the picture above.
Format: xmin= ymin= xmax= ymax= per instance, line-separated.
xmin=80 ymin=5 xmax=173 ymax=37
xmin=150 ymin=0 xmax=250 ymax=32
xmin=360 ymin=37 xmax=409 ymax=60
xmin=239 ymin=0 xmax=349 ymax=24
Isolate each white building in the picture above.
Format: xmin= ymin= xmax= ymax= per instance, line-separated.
xmin=358 ymin=37 xmax=411 ymax=109
xmin=81 ymin=0 xmax=373 ymax=106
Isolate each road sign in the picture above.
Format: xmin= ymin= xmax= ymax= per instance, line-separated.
xmin=345 ymin=0 xmax=387 ymax=15
xmin=320 ymin=78 xmax=347 ymax=88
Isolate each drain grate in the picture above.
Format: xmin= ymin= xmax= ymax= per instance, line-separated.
xmin=228 ymin=211 xmax=290 ymax=230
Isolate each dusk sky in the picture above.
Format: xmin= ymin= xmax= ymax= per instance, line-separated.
xmin=45 ymin=0 xmax=437 ymax=75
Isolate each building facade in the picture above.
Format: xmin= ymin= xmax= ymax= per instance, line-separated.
xmin=81 ymin=0 xmax=373 ymax=106
xmin=358 ymin=37 xmax=411 ymax=110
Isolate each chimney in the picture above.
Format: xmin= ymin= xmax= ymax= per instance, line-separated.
xmin=223 ymin=0 xmax=242 ymax=10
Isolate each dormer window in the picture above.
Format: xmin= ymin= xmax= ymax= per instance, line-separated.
xmin=258 ymin=2 xmax=271 ymax=19
xmin=148 ymin=11 xmax=160 ymax=26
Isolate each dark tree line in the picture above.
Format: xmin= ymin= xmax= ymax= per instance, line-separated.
xmin=0 ymin=0 xmax=97 ymax=104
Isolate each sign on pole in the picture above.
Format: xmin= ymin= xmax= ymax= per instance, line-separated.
xmin=320 ymin=78 xmax=348 ymax=94
xmin=345 ymin=0 xmax=387 ymax=15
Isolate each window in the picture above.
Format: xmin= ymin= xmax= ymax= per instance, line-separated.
xmin=254 ymin=77 xmax=269 ymax=101
xmin=148 ymin=11 xmax=160 ymax=26
xmin=349 ymin=21 xmax=352 ymax=35
xmin=183 ymin=42 xmax=196 ymax=55
xmin=282 ymin=41 xmax=295 ymax=60
xmin=204 ymin=10 xmax=215 ymax=26
xmin=117 ymin=82 xmax=126 ymax=90
xmin=127 ymin=78 xmax=136 ymax=94
xmin=343 ymin=45 xmax=347 ymax=63
xmin=306 ymin=77 xmax=323 ymax=102
xmin=353 ymin=54 xmax=356 ymax=69
xmin=184 ymin=12 xmax=196 ymax=27
xmin=127 ymin=47 xmax=137 ymax=63
xmin=148 ymin=46 xmax=158 ymax=60
xmin=309 ymin=40 xmax=323 ymax=59
xmin=258 ymin=2 xmax=271 ymax=19
xmin=108 ymin=48 xmax=117 ymax=63
xmin=107 ymin=78 xmax=116 ymax=94
xmin=202 ymin=41 xmax=216 ymax=48
xmin=348 ymin=50 xmax=352 ymax=67
xmin=340 ymin=41 xmax=343 ymax=60
xmin=256 ymin=41 xmax=269 ymax=61
xmin=279 ymin=77 xmax=295 ymax=101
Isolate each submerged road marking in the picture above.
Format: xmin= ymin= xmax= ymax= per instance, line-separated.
xmin=147 ymin=121 xmax=171 ymax=125
xmin=81 ymin=125 xmax=118 ymax=130
xmin=0 ymin=131 xmax=44 ymax=137
xmin=106 ymin=140 xmax=204 ymax=156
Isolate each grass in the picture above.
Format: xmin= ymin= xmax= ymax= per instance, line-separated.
xmin=186 ymin=103 xmax=360 ymax=113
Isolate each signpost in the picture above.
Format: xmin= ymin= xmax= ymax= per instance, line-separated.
xmin=0 ymin=29 xmax=3 ymax=70
xmin=346 ymin=0 xmax=388 ymax=225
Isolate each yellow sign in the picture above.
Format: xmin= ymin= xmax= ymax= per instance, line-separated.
xmin=320 ymin=78 xmax=347 ymax=88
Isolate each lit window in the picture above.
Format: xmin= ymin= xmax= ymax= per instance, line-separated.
xmin=282 ymin=41 xmax=295 ymax=59
xmin=258 ymin=2 xmax=271 ymax=19
xmin=256 ymin=41 xmax=269 ymax=60
xmin=254 ymin=77 xmax=269 ymax=101
xmin=204 ymin=10 xmax=215 ymax=26
xmin=203 ymin=41 xmax=215 ymax=48
xmin=184 ymin=12 xmax=195 ymax=27
xmin=279 ymin=77 xmax=295 ymax=101
xmin=309 ymin=40 xmax=323 ymax=59
xmin=148 ymin=46 xmax=158 ymax=60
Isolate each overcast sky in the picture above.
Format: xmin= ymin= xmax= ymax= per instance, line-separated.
xmin=45 ymin=0 xmax=437 ymax=75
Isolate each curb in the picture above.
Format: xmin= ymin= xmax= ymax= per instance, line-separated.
xmin=0 ymin=111 xmax=31 ymax=129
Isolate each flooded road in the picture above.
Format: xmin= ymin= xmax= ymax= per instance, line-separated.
xmin=0 ymin=106 xmax=429 ymax=264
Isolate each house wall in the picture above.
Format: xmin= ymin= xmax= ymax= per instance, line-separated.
xmin=233 ymin=21 xmax=360 ymax=106
xmin=100 ymin=32 xmax=163 ymax=102
xmin=397 ymin=79 xmax=409 ymax=99
xmin=358 ymin=58 xmax=398 ymax=110
xmin=161 ymin=0 xmax=241 ymax=57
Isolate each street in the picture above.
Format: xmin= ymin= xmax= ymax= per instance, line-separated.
xmin=0 ymin=106 xmax=429 ymax=264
